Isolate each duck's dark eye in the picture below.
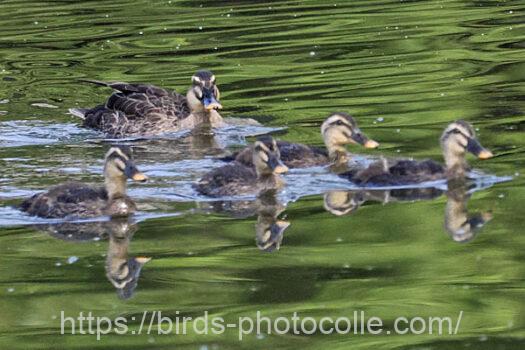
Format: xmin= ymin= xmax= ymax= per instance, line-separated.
xmin=336 ymin=120 xmax=344 ymax=126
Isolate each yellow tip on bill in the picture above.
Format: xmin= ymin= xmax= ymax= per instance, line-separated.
xmin=364 ymin=140 xmax=380 ymax=149
xmin=132 ymin=172 xmax=148 ymax=182
xmin=478 ymin=150 xmax=493 ymax=160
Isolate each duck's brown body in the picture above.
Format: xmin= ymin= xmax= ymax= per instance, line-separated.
xmin=72 ymin=70 xmax=224 ymax=137
xmin=20 ymin=182 xmax=137 ymax=218
xmin=340 ymin=120 xmax=493 ymax=186
xmin=78 ymin=83 xmax=191 ymax=137
xmin=73 ymin=83 xmax=223 ymax=137
xmin=20 ymin=147 xmax=147 ymax=219
xmin=230 ymin=140 xmax=329 ymax=168
xmin=194 ymin=162 xmax=284 ymax=197
xmin=195 ymin=136 xmax=288 ymax=197
xmin=223 ymin=113 xmax=378 ymax=169
xmin=341 ymin=159 xmax=446 ymax=186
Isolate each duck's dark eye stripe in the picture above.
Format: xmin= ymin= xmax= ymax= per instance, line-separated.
xmin=446 ymin=129 xmax=469 ymax=139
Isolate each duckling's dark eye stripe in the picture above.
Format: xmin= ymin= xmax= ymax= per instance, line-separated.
xmin=108 ymin=154 xmax=129 ymax=171
xmin=446 ymin=129 xmax=470 ymax=139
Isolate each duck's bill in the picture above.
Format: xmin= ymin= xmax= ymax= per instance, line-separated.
xmin=203 ymin=96 xmax=223 ymax=110
xmin=466 ymin=138 xmax=493 ymax=159
xmin=363 ymin=139 xmax=380 ymax=149
xmin=268 ymin=156 xmax=289 ymax=174
xmin=352 ymin=132 xmax=379 ymax=149
xmin=125 ymin=163 xmax=148 ymax=182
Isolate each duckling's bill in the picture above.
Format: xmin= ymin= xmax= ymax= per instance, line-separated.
xmin=269 ymin=157 xmax=289 ymax=174
xmin=203 ymin=91 xmax=222 ymax=110
xmin=351 ymin=131 xmax=379 ymax=149
xmin=466 ymin=138 xmax=493 ymax=159
xmin=125 ymin=162 xmax=148 ymax=182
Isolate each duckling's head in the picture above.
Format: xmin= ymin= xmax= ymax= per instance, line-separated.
xmin=187 ymin=70 xmax=222 ymax=113
xmin=104 ymin=146 xmax=148 ymax=196
xmin=440 ymin=120 xmax=493 ymax=173
xmin=321 ymin=113 xmax=379 ymax=162
xmin=252 ymin=136 xmax=289 ymax=177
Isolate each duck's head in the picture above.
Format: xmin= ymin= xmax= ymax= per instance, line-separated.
xmin=440 ymin=120 xmax=493 ymax=172
xmin=104 ymin=146 xmax=148 ymax=183
xmin=187 ymin=70 xmax=222 ymax=112
xmin=321 ymin=113 xmax=379 ymax=161
xmin=252 ymin=136 xmax=289 ymax=177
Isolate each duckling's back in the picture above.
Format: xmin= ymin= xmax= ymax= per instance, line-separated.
xmin=20 ymin=182 xmax=108 ymax=218
xmin=225 ymin=141 xmax=328 ymax=168
xmin=194 ymin=162 xmax=258 ymax=197
xmin=342 ymin=159 xmax=445 ymax=186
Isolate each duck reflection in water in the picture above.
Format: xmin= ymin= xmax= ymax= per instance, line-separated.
xmin=254 ymin=191 xmax=290 ymax=252
xmin=444 ymin=180 xmax=492 ymax=243
xmin=323 ymin=181 xmax=492 ymax=243
xmin=105 ymin=218 xmax=151 ymax=299
xmin=29 ymin=218 xmax=150 ymax=299
xmin=198 ymin=190 xmax=291 ymax=252
xmin=323 ymin=187 xmax=444 ymax=216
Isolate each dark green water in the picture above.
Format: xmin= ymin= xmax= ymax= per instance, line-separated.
xmin=1 ymin=0 xmax=524 ymax=349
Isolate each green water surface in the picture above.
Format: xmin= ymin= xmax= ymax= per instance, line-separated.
xmin=0 ymin=0 xmax=524 ymax=349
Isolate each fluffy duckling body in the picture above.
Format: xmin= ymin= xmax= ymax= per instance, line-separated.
xmin=341 ymin=120 xmax=493 ymax=186
xmin=20 ymin=147 xmax=147 ymax=218
xmin=225 ymin=113 xmax=379 ymax=168
xmin=195 ymin=136 xmax=288 ymax=197
xmin=70 ymin=70 xmax=223 ymax=137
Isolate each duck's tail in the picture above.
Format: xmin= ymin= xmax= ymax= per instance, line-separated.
xmin=68 ymin=108 xmax=89 ymax=120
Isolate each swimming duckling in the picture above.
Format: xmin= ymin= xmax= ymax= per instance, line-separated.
xmin=224 ymin=112 xmax=379 ymax=168
xmin=194 ymin=136 xmax=288 ymax=197
xmin=70 ymin=70 xmax=224 ymax=137
xmin=20 ymin=147 xmax=147 ymax=218
xmin=342 ymin=120 xmax=493 ymax=186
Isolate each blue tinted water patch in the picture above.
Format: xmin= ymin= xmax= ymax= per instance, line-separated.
xmin=0 ymin=120 xmax=97 ymax=147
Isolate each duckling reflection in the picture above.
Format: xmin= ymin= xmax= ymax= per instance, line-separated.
xmin=105 ymin=219 xmax=151 ymax=299
xmin=323 ymin=187 xmax=444 ymax=216
xmin=444 ymin=181 xmax=492 ymax=243
xmin=197 ymin=191 xmax=291 ymax=252
xmin=28 ymin=218 xmax=150 ymax=299
xmin=323 ymin=190 xmax=367 ymax=216
xmin=254 ymin=192 xmax=290 ymax=252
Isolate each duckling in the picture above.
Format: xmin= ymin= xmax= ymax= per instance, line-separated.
xmin=342 ymin=120 xmax=493 ymax=186
xmin=70 ymin=70 xmax=224 ymax=137
xmin=225 ymin=112 xmax=379 ymax=168
xmin=20 ymin=147 xmax=147 ymax=218
xmin=194 ymin=136 xmax=288 ymax=197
